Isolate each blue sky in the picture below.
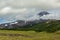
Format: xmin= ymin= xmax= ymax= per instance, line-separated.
xmin=0 ymin=0 xmax=60 ymax=23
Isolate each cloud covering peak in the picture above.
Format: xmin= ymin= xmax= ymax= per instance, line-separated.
xmin=0 ymin=0 xmax=60 ymax=23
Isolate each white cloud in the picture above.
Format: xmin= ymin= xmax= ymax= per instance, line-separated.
xmin=0 ymin=6 xmax=39 ymax=22
xmin=41 ymin=11 xmax=60 ymax=20
xmin=0 ymin=6 xmax=12 ymax=14
xmin=0 ymin=6 xmax=60 ymax=22
xmin=26 ymin=15 xmax=40 ymax=21
xmin=0 ymin=6 xmax=28 ymax=14
xmin=8 ymin=0 xmax=60 ymax=9
xmin=0 ymin=0 xmax=60 ymax=9
xmin=0 ymin=0 xmax=60 ymax=23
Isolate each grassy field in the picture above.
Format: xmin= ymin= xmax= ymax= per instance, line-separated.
xmin=0 ymin=30 xmax=60 ymax=40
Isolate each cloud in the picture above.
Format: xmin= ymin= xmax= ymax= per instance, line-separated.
xmin=40 ymin=10 xmax=60 ymax=20
xmin=0 ymin=0 xmax=60 ymax=23
xmin=26 ymin=15 xmax=40 ymax=21
xmin=0 ymin=6 xmax=60 ymax=22
xmin=0 ymin=6 xmax=40 ymax=22
xmin=0 ymin=0 xmax=60 ymax=9
xmin=0 ymin=6 xmax=27 ymax=14
xmin=0 ymin=6 xmax=12 ymax=14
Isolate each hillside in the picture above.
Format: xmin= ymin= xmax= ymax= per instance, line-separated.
xmin=17 ymin=20 xmax=60 ymax=33
xmin=33 ymin=20 xmax=60 ymax=32
xmin=0 ymin=20 xmax=60 ymax=33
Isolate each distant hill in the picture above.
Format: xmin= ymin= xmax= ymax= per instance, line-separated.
xmin=0 ymin=11 xmax=50 ymax=29
xmin=0 ymin=19 xmax=48 ymax=29
xmin=30 ymin=20 xmax=60 ymax=32
xmin=0 ymin=11 xmax=60 ymax=32
xmin=0 ymin=19 xmax=60 ymax=32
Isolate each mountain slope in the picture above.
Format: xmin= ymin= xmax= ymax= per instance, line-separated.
xmin=0 ymin=20 xmax=60 ymax=32
xmin=30 ymin=20 xmax=60 ymax=32
xmin=16 ymin=20 xmax=60 ymax=32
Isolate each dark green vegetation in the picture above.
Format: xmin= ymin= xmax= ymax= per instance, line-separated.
xmin=22 ymin=20 xmax=60 ymax=33
xmin=32 ymin=20 xmax=60 ymax=32
xmin=2 ymin=20 xmax=60 ymax=33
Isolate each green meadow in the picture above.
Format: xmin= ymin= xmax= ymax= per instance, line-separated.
xmin=0 ymin=30 xmax=60 ymax=40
